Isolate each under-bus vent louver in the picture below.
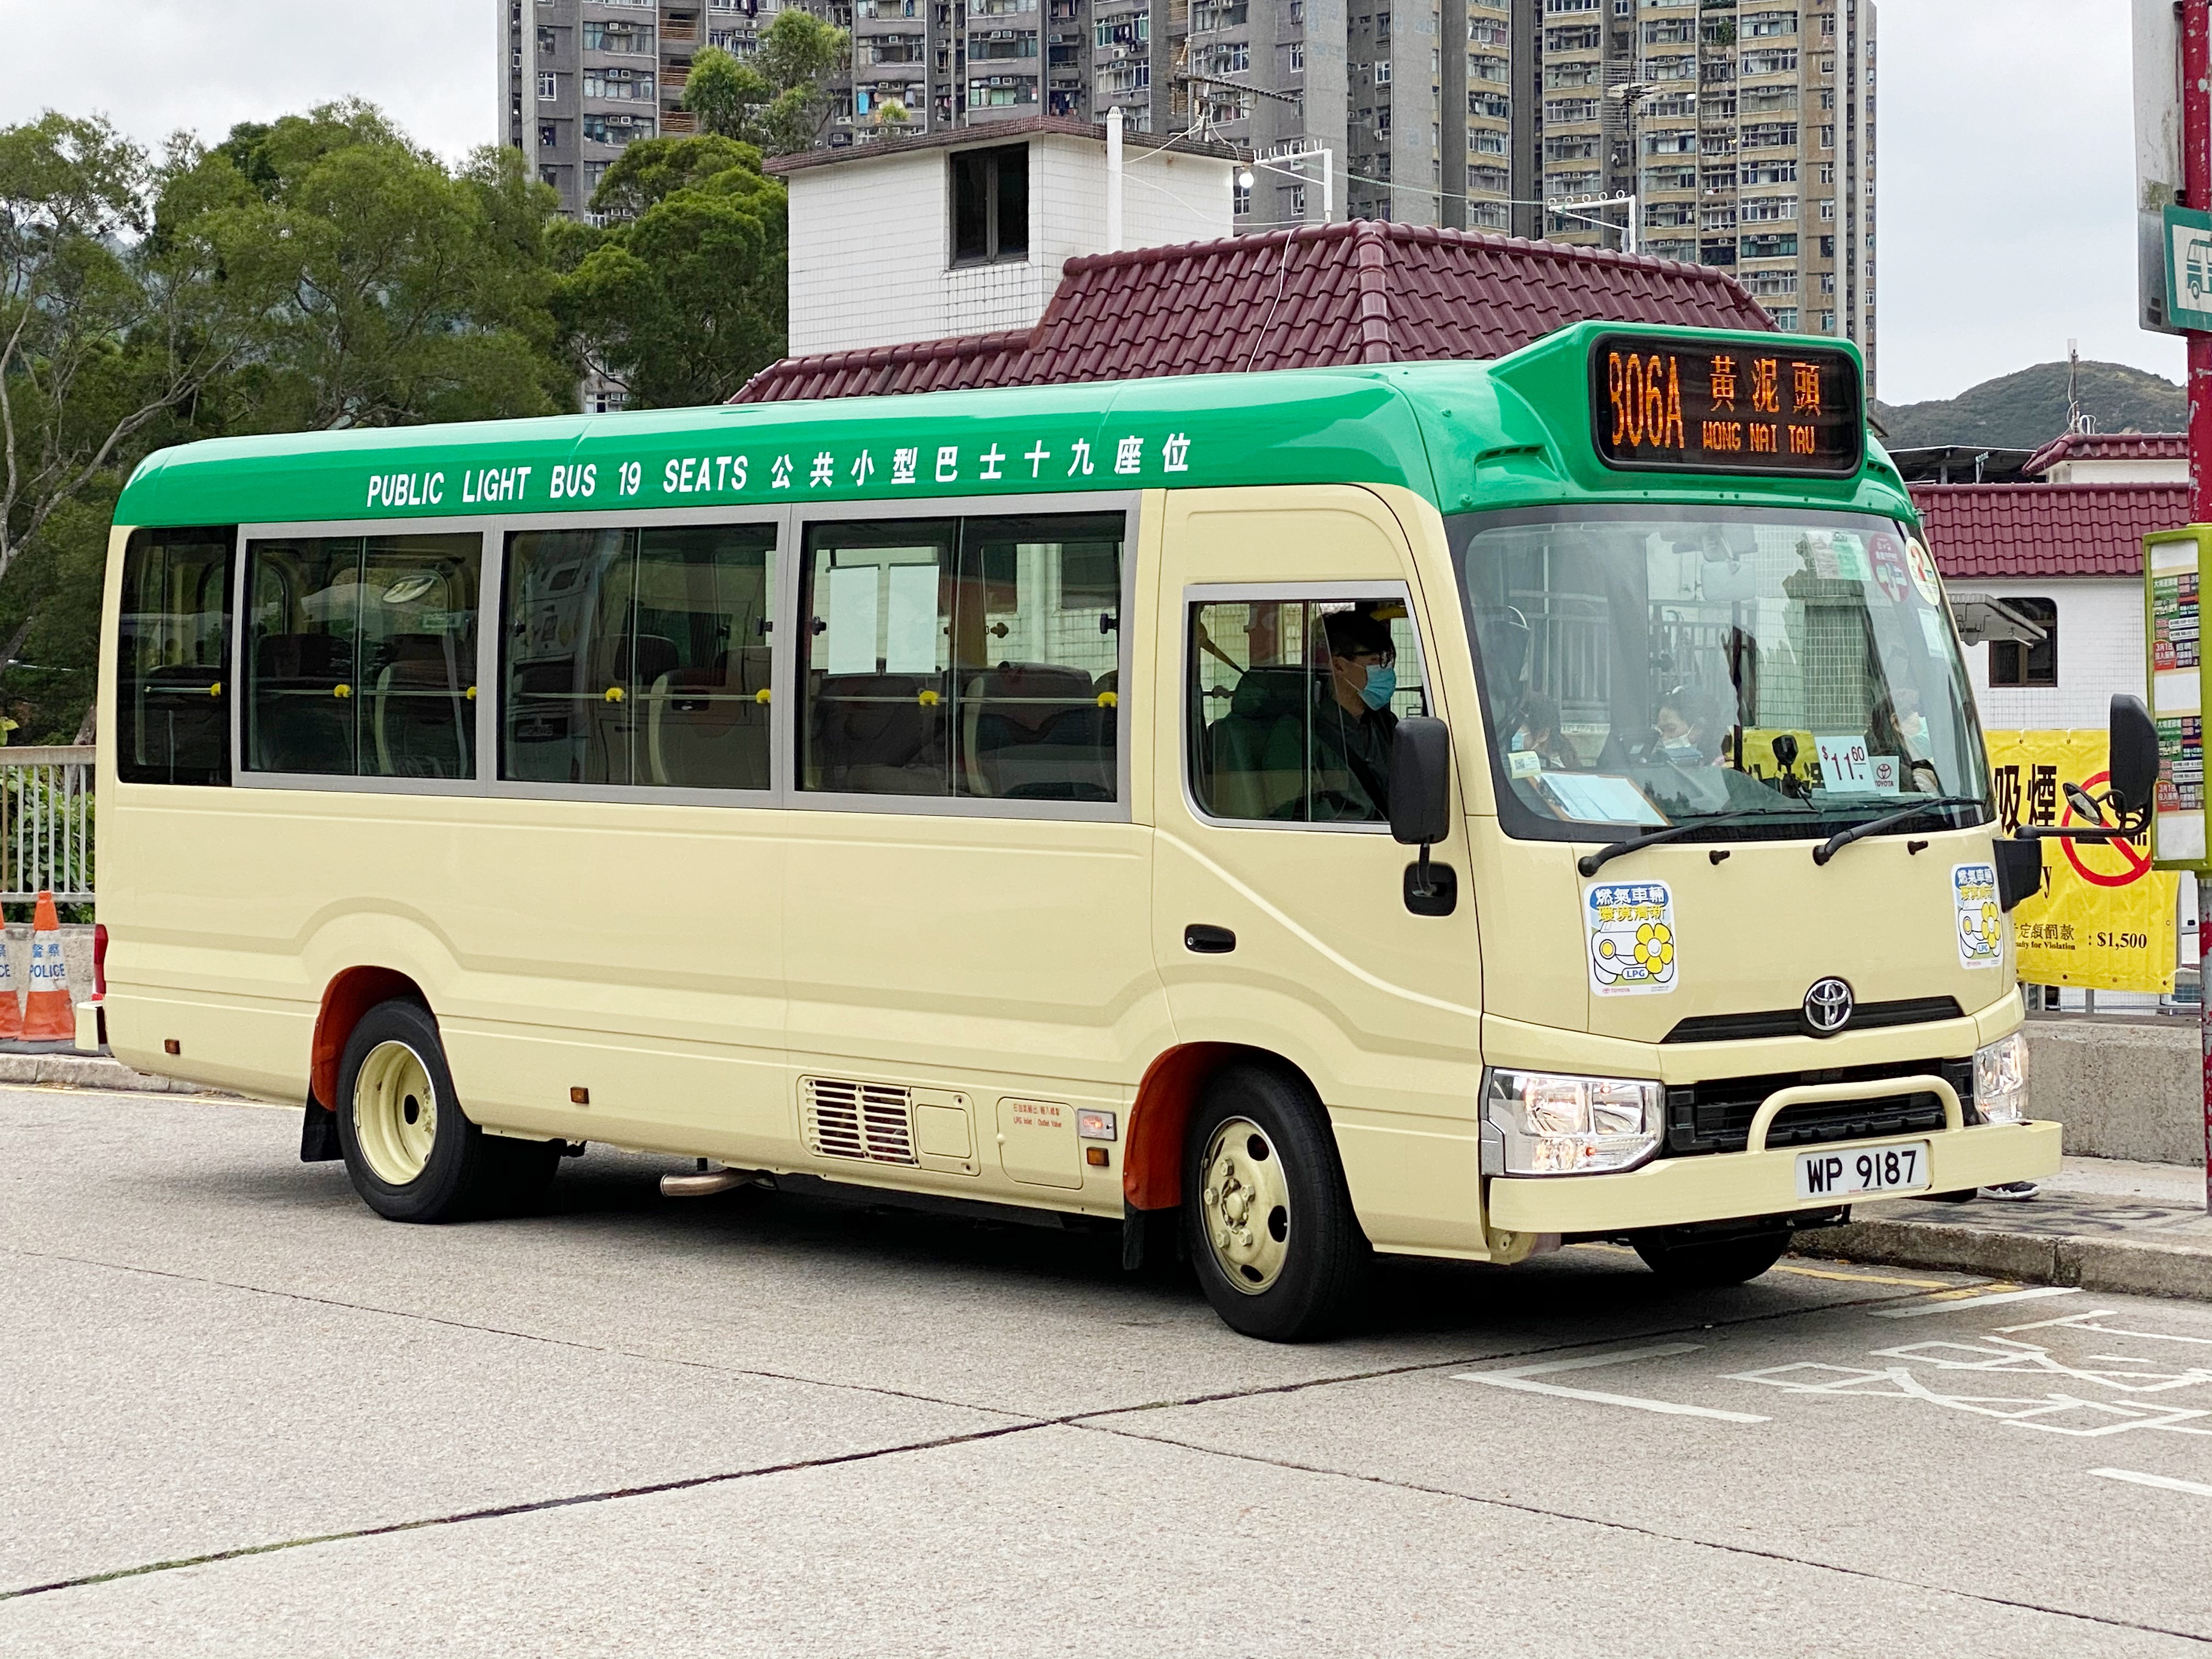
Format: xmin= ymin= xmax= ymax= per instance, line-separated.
xmin=802 ymin=1077 xmax=917 ymax=1166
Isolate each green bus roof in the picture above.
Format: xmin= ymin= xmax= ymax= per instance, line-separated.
xmin=115 ymin=322 xmax=1916 ymax=529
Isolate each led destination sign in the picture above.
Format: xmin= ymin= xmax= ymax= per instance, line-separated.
xmin=1589 ymin=333 xmax=1864 ymax=478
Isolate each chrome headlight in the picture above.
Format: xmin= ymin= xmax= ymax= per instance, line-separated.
xmin=1973 ymin=1031 xmax=2030 ymax=1124
xmin=1483 ymin=1069 xmax=1664 ymax=1175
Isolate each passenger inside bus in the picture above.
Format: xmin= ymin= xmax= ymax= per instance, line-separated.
xmin=1505 ymin=693 xmax=1579 ymax=773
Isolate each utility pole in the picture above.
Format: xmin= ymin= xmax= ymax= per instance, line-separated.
xmin=2186 ymin=0 xmax=2212 ymax=1212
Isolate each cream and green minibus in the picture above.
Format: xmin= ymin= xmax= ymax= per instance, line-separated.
xmin=102 ymin=321 xmax=2116 ymax=1341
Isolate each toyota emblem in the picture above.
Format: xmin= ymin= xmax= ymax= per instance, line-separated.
xmin=1802 ymin=977 xmax=1854 ymax=1037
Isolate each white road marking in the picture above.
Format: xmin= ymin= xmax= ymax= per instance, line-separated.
xmin=1871 ymin=1286 xmax=2083 ymax=1319
xmin=2090 ymin=1468 xmax=2212 ymax=1499
xmin=1454 ymin=1343 xmax=1770 ymax=1423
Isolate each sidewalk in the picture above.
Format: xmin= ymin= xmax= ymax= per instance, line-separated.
xmin=1798 ymin=1155 xmax=2212 ymax=1302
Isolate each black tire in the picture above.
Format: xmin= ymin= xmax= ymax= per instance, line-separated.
xmin=1631 ymin=1227 xmax=1792 ymax=1288
xmin=335 ymin=997 xmax=559 ymax=1222
xmin=1182 ymin=1064 xmax=1370 ymax=1341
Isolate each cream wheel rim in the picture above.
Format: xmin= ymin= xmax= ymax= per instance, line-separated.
xmin=1199 ymin=1117 xmax=1291 ymax=1295
xmin=353 ymin=1040 xmax=439 ymax=1186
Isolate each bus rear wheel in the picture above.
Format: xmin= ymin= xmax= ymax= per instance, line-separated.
xmin=1183 ymin=1065 xmax=1369 ymax=1341
xmin=335 ymin=998 xmax=558 ymax=1223
xmin=1630 ymin=1226 xmax=1792 ymax=1288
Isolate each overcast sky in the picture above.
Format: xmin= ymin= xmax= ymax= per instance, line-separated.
xmin=0 ymin=0 xmax=2182 ymax=404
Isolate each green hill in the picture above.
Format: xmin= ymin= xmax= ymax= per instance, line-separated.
xmin=1872 ymin=360 xmax=2185 ymax=450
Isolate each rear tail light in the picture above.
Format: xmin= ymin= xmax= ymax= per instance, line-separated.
xmin=92 ymin=923 xmax=108 ymax=998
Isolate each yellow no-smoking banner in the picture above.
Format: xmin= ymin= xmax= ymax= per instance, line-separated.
xmin=1984 ymin=729 xmax=2179 ymax=993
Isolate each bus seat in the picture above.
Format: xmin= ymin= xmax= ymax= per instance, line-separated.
xmin=252 ymin=633 xmax=355 ymax=773
xmin=960 ymin=664 xmax=1111 ymax=800
xmin=811 ymin=672 xmax=945 ymax=792
xmin=646 ymin=652 xmax=769 ymax=789
xmin=370 ymin=633 xmax=471 ymax=779
xmin=1205 ymin=665 xmax=1310 ymax=820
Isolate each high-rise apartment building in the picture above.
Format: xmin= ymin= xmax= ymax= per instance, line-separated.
xmin=501 ymin=0 xmax=1872 ymax=371
xmin=1530 ymin=0 xmax=1875 ymax=375
xmin=503 ymin=0 xmax=774 ymax=219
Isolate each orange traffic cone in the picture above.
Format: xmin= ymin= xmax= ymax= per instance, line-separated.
xmin=21 ymin=891 xmax=74 ymax=1043
xmin=0 ymin=925 xmax=22 ymax=1042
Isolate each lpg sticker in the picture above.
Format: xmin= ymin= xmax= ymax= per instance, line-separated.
xmin=1586 ymin=881 xmax=1678 ymax=996
xmin=1953 ymin=862 xmax=2002 ymax=969
xmin=1905 ymin=535 xmax=1944 ymax=606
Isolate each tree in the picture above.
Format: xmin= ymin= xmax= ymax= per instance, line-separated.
xmin=0 ymin=114 xmax=263 ymax=597
xmin=681 ymin=14 xmax=850 ymax=156
xmin=556 ymin=138 xmax=788 ymax=409
xmin=184 ymin=101 xmax=572 ymax=431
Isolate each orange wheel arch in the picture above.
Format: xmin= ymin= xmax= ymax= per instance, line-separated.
xmin=309 ymin=968 xmax=426 ymax=1108
xmin=1123 ymin=1043 xmax=1292 ymax=1210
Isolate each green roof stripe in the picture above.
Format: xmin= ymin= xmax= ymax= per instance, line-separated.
xmin=113 ymin=324 xmax=1917 ymax=529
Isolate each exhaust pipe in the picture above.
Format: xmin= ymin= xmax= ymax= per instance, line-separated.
xmin=660 ymin=1163 xmax=764 ymax=1199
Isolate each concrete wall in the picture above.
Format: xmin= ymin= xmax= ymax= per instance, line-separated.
xmin=1961 ymin=576 xmax=2142 ymax=731
xmin=786 ymin=132 xmax=1233 ymax=356
xmin=2025 ymin=1017 xmax=2205 ymax=1166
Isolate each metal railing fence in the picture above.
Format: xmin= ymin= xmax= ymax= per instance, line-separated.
xmin=0 ymin=746 xmax=94 ymax=905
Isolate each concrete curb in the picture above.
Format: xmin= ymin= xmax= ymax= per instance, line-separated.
xmin=1797 ymin=1217 xmax=2212 ymax=1303
xmin=0 ymin=1052 xmax=218 ymax=1095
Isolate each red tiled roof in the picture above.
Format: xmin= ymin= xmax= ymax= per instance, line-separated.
xmin=1910 ymin=482 xmax=2192 ymax=579
xmin=2020 ymin=430 xmax=2188 ymax=478
xmin=737 ymin=218 xmax=1776 ymax=402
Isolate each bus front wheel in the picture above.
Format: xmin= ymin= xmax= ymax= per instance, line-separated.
xmin=1630 ymin=1226 xmax=1792 ymax=1288
xmin=335 ymin=998 xmax=559 ymax=1223
xmin=1183 ymin=1065 xmax=1370 ymax=1341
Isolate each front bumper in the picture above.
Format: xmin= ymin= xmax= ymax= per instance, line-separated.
xmin=1485 ymin=1119 xmax=2061 ymax=1234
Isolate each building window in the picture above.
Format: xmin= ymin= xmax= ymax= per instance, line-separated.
xmin=1233 ymin=179 xmax=1251 ymax=215
xmin=1375 ymin=59 xmax=1390 ymax=83
xmin=951 ymin=143 xmax=1029 ymax=264
xmin=1988 ymin=600 xmax=2058 ymax=689
xmin=538 ymin=122 xmax=558 ymax=149
xmin=1289 ymin=41 xmax=1304 ymax=70
xmin=537 ymin=71 xmax=558 ymax=100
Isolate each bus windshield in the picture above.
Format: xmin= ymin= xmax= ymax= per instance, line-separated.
xmin=1449 ymin=504 xmax=1990 ymax=843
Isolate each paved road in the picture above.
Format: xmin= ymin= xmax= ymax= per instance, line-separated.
xmin=4 ymin=1085 xmax=2210 ymax=1657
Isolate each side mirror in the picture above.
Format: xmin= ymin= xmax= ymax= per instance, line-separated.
xmin=1390 ymin=717 xmax=1453 ymax=847
xmin=2107 ymin=693 xmax=2157 ymax=823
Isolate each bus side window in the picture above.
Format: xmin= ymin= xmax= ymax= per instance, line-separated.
xmin=501 ymin=522 xmax=775 ymax=790
xmin=244 ymin=534 xmax=482 ymax=779
xmin=117 ymin=527 xmax=236 ymax=786
xmin=799 ymin=512 xmax=1123 ymax=803
xmin=1188 ymin=597 xmax=1428 ymax=825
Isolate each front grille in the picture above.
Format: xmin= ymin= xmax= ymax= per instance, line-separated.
xmin=802 ymin=1077 xmax=917 ymax=1165
xmin=1663 ymin=996 xmax=1965 ymax=1044
xmin=1661 ymin=1057 xmax=1974 ymax=1157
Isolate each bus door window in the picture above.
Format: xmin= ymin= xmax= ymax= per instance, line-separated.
xmin=117 ymin=527 xmax=235 ymax=786
xmin=1187 ymin=597 xmax=1429 ymax=824
xmin=799 ymin=512 xmax=1124 ymax=802
xmin=500 ymin=523 xmax=776 ymax=789
xmin=244 ymin=533 xmax=481 ymax=779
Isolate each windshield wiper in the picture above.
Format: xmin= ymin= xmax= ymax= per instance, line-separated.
xmin=1577 ymin=804 xmax=1812 ymax=878
xmin=1812 ymin=796 xmax=1984 ymax=866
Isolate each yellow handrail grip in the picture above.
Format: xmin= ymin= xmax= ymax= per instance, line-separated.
xmin=466 ymin=685 xmax=478 ymax=700
xmin=208 ymin=681 xmax=222 ymax=697
xmin=1097 ymin=690 xmax=1119 ymax=708
xmin=1745 ymin=1075 xmax=1962 ymax=1155
xmin=754 ymin=687 xmax=771 ymax=704
xmin=333 ymin=684 xmax=352 ymax=699
xmin=917 ymin=688 xmax=940 ymax=707
xmin=605 ymin=686 xmax=624 ymax=703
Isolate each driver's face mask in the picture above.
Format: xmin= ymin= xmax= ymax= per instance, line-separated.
xmin=1359 ymin=663 xmax=1397 ymax=711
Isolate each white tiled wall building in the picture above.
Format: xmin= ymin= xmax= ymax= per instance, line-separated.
xmin=774 ymin=119 xmax=1235 ymax=356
